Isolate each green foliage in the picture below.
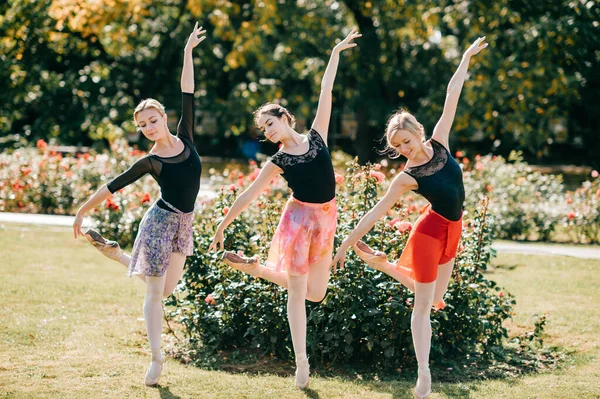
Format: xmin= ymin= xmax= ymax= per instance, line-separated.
xmin=1 ymin=0 xmax=598 ymax=166
xmin=0 ymin=138 xmax=159 ymax=246
xmin=3 ymin=143 xmax=598 ymax=245
xmin=563 ymin=176 xmax=600 ymax=243
xmin=462 ymin=151 xmax=566 ymax=241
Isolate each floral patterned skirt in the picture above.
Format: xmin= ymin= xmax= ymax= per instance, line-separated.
xmin=128 ymin=199 xmax=194 ymax=277
xmin=265 ymin=196 xmax=337 ymax=276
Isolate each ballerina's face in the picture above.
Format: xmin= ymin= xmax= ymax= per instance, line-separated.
xmin=389 ymin=129 xmax=422 ymax=160
xmin=135 ymin=108 xmax=167 ymax=141
xmin=257 ymin=113 xmax=290 ymax=143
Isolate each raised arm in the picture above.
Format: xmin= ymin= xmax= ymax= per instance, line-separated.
xmin=209 ymin=162 xmax=282 ymax=252
xmin=311 ymin=27 xmax=361 ymax=142
xmin=432 ymin=36 xmax=488 ymax=149
xmin=178 ymin=23 xmax=207 ymax=142
xmin=181 ymin=22 xmax=206 ymax=94
xmin=331 ymin=172 xmax=416 ymax=271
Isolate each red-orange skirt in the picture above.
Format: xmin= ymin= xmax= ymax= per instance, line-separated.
xmin=397 ymin=205 xmax=462 ymax=283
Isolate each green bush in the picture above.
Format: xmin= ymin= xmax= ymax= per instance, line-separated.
xmin=563 ymin=173 xmax=600 ymax=243
xmin=4 ymin=143 xmax=598 ymax=244
xmin=172 ymin=160 xmax=517 ymax=370
xmin=462 ymin=152 xmax=566 ymax=242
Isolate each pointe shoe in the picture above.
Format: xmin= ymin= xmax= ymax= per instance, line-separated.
xmin=295 ymin=355 xmax=310 ymax=390
xmin=433 ymin=299 xmax=446 ymax=311
xmin=414 ymin=368 xmax=431 ymax=398
xmin=353 ymin=241 xmax=389 ymax=272
xmin=144 ymin=357 xmax=164 ymax=386
xmin=84 ymin=228 xmax=123 ymax=261
xmin=222 ymin=251 xmax=260 ymax=276
xmin=414 ymin=389 xmax=431 ymax=399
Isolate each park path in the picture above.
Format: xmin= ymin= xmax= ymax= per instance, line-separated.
xmin=2 ymin=211 xmax=600 ymax=260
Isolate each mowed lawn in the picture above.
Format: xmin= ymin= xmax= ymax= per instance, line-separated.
xmin=1 ymin=224 xmax=599 ymax=398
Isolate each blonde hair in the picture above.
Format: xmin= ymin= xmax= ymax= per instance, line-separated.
xmin=253 ymin=102 xmax=296 ymax=129
xmin=133 ymin=98 xmax=167 ymax=124
xmin=381 ymin=109 xmax=425 ymax=158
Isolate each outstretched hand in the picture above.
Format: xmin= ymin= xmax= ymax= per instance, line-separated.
xmin=73 ymin=212 xmax=84 ymax=239
xmin=185 ymin=22 xmax=207 ymax=50
xmin=464 ymin=36 xmax=488 ymax=58
xmin=208 ymin=228 xmax=224 ymax=253
xmin=331 ymin=245 xmax=349 ymax=273
xmin=333 ymin=27 xmax=361 ymax=53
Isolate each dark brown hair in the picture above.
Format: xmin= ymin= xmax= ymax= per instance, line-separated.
xmin=253 ymin=102 xmax=296 ymax=129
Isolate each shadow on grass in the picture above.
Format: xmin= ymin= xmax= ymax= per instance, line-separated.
xmin=300 ymin=387 xmax=320 ymax=399
xmin=169 ymin=338 xmax=565 ymax=398
xmin=158 ymin=385 xmax=182 ymax=399
xmin=488 ymin=263 xmax=520 ymax=272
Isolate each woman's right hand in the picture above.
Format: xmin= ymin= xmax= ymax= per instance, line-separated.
xmin=209 ymin=228 xmax=225 ymax=252
xmin=73 ymin=211 xmax=84 ymax=239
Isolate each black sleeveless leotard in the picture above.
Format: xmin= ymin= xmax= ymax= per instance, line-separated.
xmin=270 ymin=129 xmax=335 ymax=204
xmin=403 ymin=139 xmax=465 ymax=221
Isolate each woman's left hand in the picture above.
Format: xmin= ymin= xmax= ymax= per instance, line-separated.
xmin=464 ymin=36 xmax=488 ymax=58
xmin=333 ymin=27 xmax=361 ymax=54
xmin=185 ymin=22 xmax=207 ymax=50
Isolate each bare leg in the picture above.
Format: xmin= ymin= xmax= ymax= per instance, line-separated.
xmin=306 ymin=255 xmax=332 ymax=302
xmin=412 ymin=281 xmax=435 ymax=398
xmin=432 ymin=258 xmax=455 ymax=305
xmin=163 ymin=252 xmax=186 ymax=297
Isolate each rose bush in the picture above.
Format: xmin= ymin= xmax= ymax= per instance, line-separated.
xmin=3 ymin=142 xmax=597 ymax=243
xmin=171 ymin=160 xmax=521 ymax=371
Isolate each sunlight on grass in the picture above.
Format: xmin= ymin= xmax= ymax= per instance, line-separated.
xmin=1 ymin=224 xmax=598 ymax=398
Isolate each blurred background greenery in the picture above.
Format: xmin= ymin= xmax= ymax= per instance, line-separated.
xmin=1 ymin=0 xmax=598 ymax=167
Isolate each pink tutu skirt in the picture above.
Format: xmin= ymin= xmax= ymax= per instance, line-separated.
xmin=266 ymin=197 xmax=337 ymax=276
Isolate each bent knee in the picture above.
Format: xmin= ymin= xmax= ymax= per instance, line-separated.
xmin=306 ymin=288 xmax=327 ymax=303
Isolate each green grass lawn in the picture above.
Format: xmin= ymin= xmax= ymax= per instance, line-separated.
xmin=1 ymin=224 xmax=599 ymax=398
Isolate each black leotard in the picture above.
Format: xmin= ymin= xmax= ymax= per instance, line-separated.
xmin=107 ymin=93 xmax=202 ymax=213
xmin=403 ymin=139 xmax=465 ymax=221
xmin=270 ymin=129 xmax=336 ymax=204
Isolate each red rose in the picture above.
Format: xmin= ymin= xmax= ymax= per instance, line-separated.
xmin=36 ymin=139 xmax=47 ymax=150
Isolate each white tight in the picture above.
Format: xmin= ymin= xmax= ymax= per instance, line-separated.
xmin=381 ymin=258 xmax=455 ymax=304
xmin=386 ymin=258 xmax=456 ymax=395
xmin=115 ymin=251 xmax=186 ymax=355
xmin=243 ymin=255 xmax=332 ymax=359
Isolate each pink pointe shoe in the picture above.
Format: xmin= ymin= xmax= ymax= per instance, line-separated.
xmin=295 ymin=355 xmax=310 ymax=390
xmin=221 ymin=251 xmax=260 ymax=276
xmin=353 ymin=241 xmax=389 ymax=272
xmin=414 ymin=367 xmax=431 ymax=398
xmin=84 ymin=228 xmax=123 ymax=261
xmin=144 ymin=356 xmax=164 ymax=386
